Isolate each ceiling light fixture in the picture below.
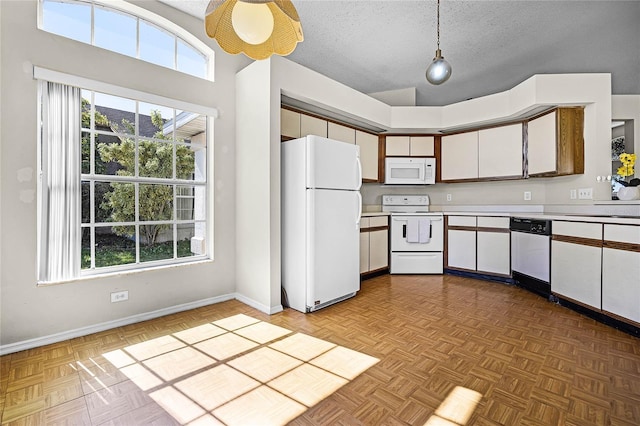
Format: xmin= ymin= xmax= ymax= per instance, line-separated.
xmin=205 ymin=0 xmax=303 ymax=61
xmin=425 ymin=0 xmax=452 ymax=85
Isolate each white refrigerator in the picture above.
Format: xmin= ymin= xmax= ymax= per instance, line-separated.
xmin=281 ymin=135 xmax=362 ymax=313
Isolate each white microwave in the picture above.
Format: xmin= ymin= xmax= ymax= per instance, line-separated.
xmin=385 ymin=157 xmax=436 ymax=185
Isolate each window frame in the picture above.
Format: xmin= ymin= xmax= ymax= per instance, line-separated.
xmin=36 ymin=67 xmax=217 ymax=284
xmin=38 ymin=0 xmax=214 ymax=81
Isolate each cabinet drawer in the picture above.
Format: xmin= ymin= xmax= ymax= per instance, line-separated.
xmin=448 ymin=216 xmax=477 ymax=227
xmin=360 ymin=218 xmax=370 ymax=229
xmin=369 ymin=216 xmax=388 ymax=227
xmin=391 ymin=252 xmax=443 ymax=274
xmin=604 ymin=224 xmax=640 ymax=244
xmin=477 ymin=216 xmax=509 ymax=229
xmin=553 ymin=221 xmax=602 ymax=239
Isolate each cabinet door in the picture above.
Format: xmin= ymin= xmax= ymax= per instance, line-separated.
xmin=369 ymin=229 xmax=389 ymax=271
xmin=386 ymin=136 xmax=410 ymax=156
xmin=527 ymin=111 xmax=557 ymax=175
xmin=281 ymin=108 xmax=301 ymax=139
xmin=477 ymin=231 xmax=510 ymax=275
xmin=359 ymin=231 xmax=370 ymax=273
xmin=551 ymin=222 xmax=602 ymax=309
xmin=410 ymin=136 xmax=435 ymax=156
xmin=328 ymin=122 xmax=355 ymax=144
xmin=356 ymin=130 xmax=379 ymax=181
xmin=602 ymin=224 xmax=640 ymax=323
xmin=551 ymin=240 xmax=602 ymax=309
xmin=300 ymin=115 xmax=327 ymax=137
xmin=478 ymin=124 xmax=523 ymax=178
xmin=447 ymin=229 xmax=476 ymax=270
xmin=441 ymin=132 xmax=479 ymax=181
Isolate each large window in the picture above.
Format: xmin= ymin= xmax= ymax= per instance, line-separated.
xmin=39 ymin=80 xmax=210 ymax=283
xmin=40 ymin=0 xmax=210 ymax=80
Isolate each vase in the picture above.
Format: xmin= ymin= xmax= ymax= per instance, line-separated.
xmin=617 ymin=186 xmax=640 ymax=201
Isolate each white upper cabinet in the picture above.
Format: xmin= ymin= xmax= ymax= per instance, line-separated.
xmin=281 ymin=108 xmax=301 ymax=139
xmin=385 ymin=136 xmax=410 ymax=156
xmin=441 ymin=132 xmax=479 ymax=181
xmin=300 ymin=114 xmax=328 ymax=137
xmin=478 ymin=124 xmax=523 ymax=178
xmin=356 ymin=130 xmax=379 ymax=181
xmin=386 ymin=136 xmax=434 ymax=156
xmin=527 ymin=111 xmax=557 ymax=175
xmin=328 ymin=122 xmax=356 ymax=144
xmin=410 ymin=136 xmax=435 ymax=156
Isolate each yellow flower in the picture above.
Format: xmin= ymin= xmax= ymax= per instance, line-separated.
xmin=617 ymin=152 xmax=636 ymax=178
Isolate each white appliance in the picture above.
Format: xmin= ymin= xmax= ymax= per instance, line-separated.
xmin=281 ymin=135 xmax=363 ymax=313
xmin=382 ymin=195 xmax=444 ymax=274
xmin=385 ymin=157 xmax=436 ymax=185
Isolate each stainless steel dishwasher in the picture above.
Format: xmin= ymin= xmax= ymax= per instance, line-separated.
xmin=510 ymin=217 xmax=552 ymax=298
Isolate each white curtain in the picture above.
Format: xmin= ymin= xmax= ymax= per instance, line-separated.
xmin=41 ymin=82 xmax=82 ymax=282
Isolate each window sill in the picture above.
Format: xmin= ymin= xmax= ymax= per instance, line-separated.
xmin=37 ymin=257 xmax=214 ymax=287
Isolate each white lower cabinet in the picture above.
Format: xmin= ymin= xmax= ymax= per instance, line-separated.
xmin=551 ymin=221 xmax=602 ymax=309
xmin=447 ymin=215 xmax=510 ymax=276
xmin=447 ymin=225 xmax=477 ymax=271
xmin=477 ymin=231 xmax=510 ymax=275
xmin=360 ymin=216 xmax=389 ymax=275
xmin=447 ymin=214 xmax=478 ymax=271
xmin=359 ymin=230 xmax=370 ymax=274
xmin=602 ymin=224 xmax=640 ymax=323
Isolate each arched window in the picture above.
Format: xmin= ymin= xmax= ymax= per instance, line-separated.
xmin=39 ymin=0 xmax=212 ymax=80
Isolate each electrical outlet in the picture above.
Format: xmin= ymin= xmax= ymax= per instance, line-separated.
xmin=111 ymin=290 xmax=129 ymax=303
xmin=570 ymin=189 xmax=577 ymax=200
xmin=578 ymin=188 xmax=593 ymax=200
xmin=524 ymin=191 xmax=532 ymax=201
xmin=446 ymin=193 xmax=452 ymax=202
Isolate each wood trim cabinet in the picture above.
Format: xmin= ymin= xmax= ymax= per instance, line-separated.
xmin=445 ymin=215 xmax=511 ymax=277
xmin=527 ymin=107 xmax=584 ymax=177
xmin=360 ymin=216 xmax=389 ymax=276
xmin=551 ymin=221 xmax=603 ymax=310
xmin=356 ymin=130 xmax=379 ymax=182
xmin=385 ymin=136 xmax=435 ymax=156
xmin=478 ymin=124 xmax=523 ymax=179
xmin=280 ymin=107 xmax=381 ymax=182
xmin=602 ymin=224 xmax=640 ymax=324
xmin=441 ymin=132 xmax=479 ymax=181
xmin=328 ymin=122 xmax=356 ymax=144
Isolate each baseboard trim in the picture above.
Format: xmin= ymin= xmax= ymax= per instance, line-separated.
xmin=0 ymin=293 xmax=235 ymax=356
xmin=234 ymin=292 xmax=283 ymax=315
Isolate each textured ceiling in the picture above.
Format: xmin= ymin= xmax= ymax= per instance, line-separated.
xmin=159 ymin=0 xmax=640 ymax=107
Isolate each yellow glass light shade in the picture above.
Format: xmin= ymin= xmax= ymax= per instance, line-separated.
xmin=205 ymin=0 xmax=304 ymax=60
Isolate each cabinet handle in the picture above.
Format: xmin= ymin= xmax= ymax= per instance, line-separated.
xmin=403 ymin=224 xmax=406 ymax=238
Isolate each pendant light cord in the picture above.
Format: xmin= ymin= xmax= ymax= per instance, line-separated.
xmin=436 ymin=0 xmax=441 ymax=50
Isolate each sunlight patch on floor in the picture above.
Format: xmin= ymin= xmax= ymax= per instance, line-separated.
xmin=424 ymin=386 xmax=483 ymax=426
xmin=100 ymin=313 xmax=379 ymax=425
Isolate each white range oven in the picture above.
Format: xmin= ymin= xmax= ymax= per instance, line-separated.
xmin=382 ymin=195 xmax=444 ymax=274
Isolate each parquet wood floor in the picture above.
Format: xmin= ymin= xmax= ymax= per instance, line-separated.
xmin=2 ymin=273 xmax=640 ymax=425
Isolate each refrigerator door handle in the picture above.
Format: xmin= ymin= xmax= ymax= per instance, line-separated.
xmin=356 ymin=156 xmax=363 ymax=190
xmin=356 ymin=191 xmax=362 ymax=227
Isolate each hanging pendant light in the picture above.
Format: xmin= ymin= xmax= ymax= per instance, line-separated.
xmin=205 ymin=0 xmax=303 ymax=61
xmin=425 ymin=0 xmax=452 ymax=85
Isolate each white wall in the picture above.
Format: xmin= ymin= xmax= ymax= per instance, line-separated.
xmin=0 ymin=0 xmax=249 ymax=350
